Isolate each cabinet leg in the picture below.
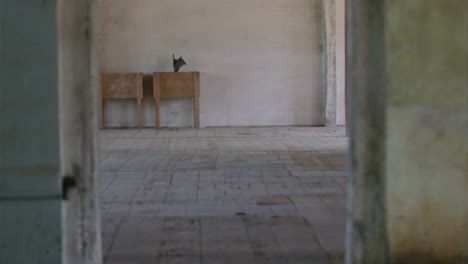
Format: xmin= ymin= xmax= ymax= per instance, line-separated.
xmin=193 ymin=72 xmax=200 ymax=129
xmin=137 ymin=99 xmax=143 ymax=129
xmin=155 ymin=99 xmax=160 ymax=129
xmin=99 ymin=99 xmax=104 ymax=129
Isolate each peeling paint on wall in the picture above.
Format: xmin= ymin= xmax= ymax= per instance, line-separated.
xmin=386 ymin=0 xmax=468 ymax=262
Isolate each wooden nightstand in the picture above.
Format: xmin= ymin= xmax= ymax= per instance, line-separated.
xmin=99 ymin=73 xmax=144 ymax=129
xmin=153 ymin=72 xmax=200 ymax=129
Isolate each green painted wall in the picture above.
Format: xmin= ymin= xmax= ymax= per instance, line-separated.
xmin=0 ymin=1 xmax=61 ymax=263
xmin=386 ymin=0 xmax=468 ymax=263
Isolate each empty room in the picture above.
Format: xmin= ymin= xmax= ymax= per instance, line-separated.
xmin=97 ymin=0 xmax=348 ymax=263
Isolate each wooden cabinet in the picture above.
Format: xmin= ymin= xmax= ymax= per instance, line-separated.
xmin=153 ymin=72 xmax=200 ymax=129
xmin=99 ymin=73 xmax=144 ymax=129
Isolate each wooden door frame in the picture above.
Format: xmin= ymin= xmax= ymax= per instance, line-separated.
xmin=59 ymin=0 xmax=102 ymax=263
xmin=59 ymin=1 xmax=387 ymax=263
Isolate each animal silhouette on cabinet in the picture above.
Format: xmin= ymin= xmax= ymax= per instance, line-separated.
xmin=173 ymin=54 xmax=187 ymax=72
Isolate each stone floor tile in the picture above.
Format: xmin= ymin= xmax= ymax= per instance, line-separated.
xmin=100 ymin=127 xmax=348 ymax=264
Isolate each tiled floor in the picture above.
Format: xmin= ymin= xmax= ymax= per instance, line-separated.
xmin=100 ymin=127 xmax=349 ymax=264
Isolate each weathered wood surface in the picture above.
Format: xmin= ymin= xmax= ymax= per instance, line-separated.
xmin=158 ymin=72 xmax=196 ymax=99
xmin=345 ymin=0 xmax=388 ymax=263
xmin=59 ymin=0 xmax=103 ymax=263
xmin=153 ymin=72 xmax=201 ymax=129
xmin=100 ymin=73 xmax=144 ymax=129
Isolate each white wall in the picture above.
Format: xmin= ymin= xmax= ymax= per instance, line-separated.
xmin=97 ymin=0 xmax=325 ymax=128
xmin=335 ymin=0 xmax=346 ymax=126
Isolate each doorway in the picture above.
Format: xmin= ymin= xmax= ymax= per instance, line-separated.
xmin=96 ymin=1 xmax=349 ymax=264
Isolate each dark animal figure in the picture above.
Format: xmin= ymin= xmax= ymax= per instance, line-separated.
xmin=173 ymin=54 xmax=187 ymax=72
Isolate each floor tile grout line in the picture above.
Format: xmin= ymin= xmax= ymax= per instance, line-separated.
xmin=101 ymin=172 xmax=119 ymax=195
xmin=198 ymin=217 xmax=204 ymax=264
xmin=196 ymin=170 xmax=200 ymax=204
xmin=128 ymin=171 xmax=149 ymax=214
xmin=103 ymin=216 xmax=125 ymax=264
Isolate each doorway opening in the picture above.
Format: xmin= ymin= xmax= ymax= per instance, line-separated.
xmin=95 ymin=1 xmax=349 ymax=263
